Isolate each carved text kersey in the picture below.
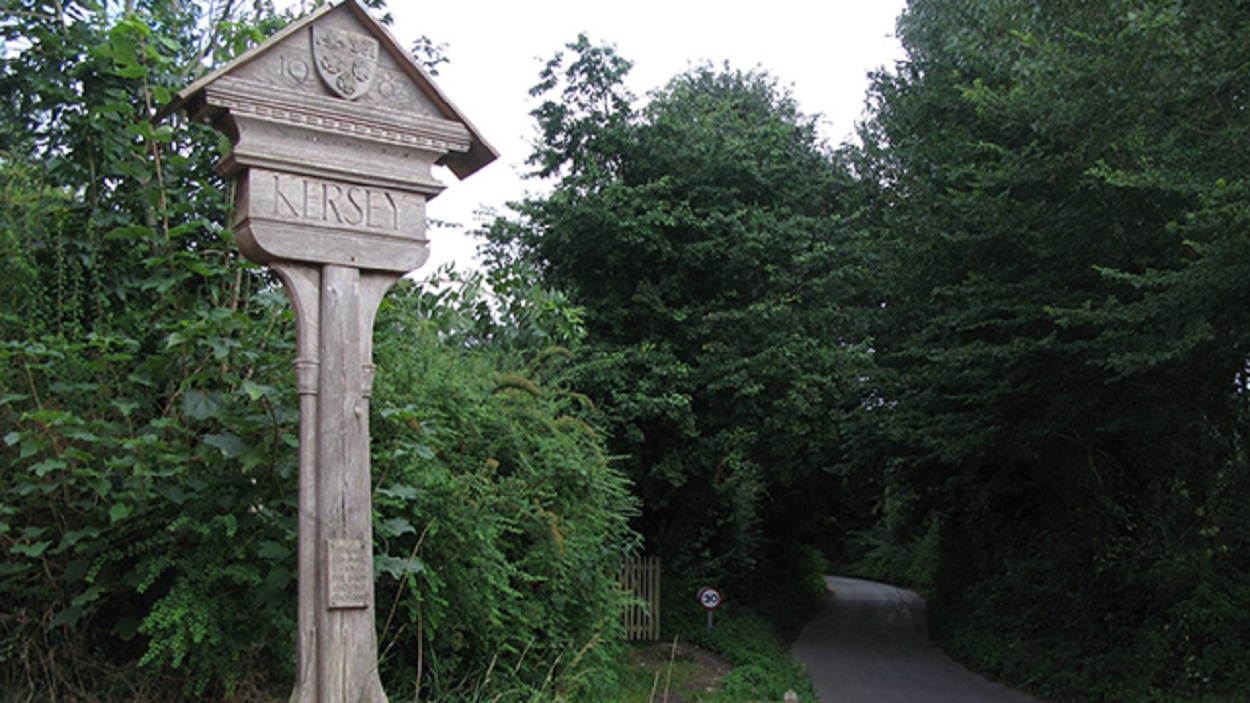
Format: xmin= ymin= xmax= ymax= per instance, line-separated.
xmin=268 ymin=172 xmax=408 ymax=231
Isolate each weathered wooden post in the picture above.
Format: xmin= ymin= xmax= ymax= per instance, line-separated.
xmin=162 ymin=3 xmax=496 ymax=700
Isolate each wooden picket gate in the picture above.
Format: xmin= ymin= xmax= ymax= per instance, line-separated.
xmin=620 ymin=556 xmax=662 ymax=641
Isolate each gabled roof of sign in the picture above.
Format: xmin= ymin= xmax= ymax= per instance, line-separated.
xmin=161 ymin=0 xmax=497 ymax=180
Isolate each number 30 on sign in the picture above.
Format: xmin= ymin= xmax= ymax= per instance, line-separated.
xmin=697 ymin=586 xmax=722 ymax=611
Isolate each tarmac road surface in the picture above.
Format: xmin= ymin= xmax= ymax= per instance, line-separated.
xmin=791 ymin=576 xmax=1045 ymax=703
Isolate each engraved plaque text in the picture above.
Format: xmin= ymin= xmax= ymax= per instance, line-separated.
xmin=327 ymin=538 xmax=370 ymax=610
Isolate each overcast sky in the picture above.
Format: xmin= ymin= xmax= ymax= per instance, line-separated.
xmin=373 ymin=1 xmax=909 ymax=270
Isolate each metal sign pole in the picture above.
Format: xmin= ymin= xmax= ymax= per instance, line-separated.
xmin=698 ymin=586 xmax=722 ymax=632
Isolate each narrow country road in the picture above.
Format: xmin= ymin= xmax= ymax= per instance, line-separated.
xmin=791 ymin=576 xmax=1045 ymax=703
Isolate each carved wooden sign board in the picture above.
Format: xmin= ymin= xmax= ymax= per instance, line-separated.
xmin=166 ymin=0 xmax=495 ymax=271
xmin=164 ymin=3 xmax=496 ymax=702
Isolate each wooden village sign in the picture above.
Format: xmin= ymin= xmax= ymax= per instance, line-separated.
xmin=163 ymin=2 xmax=497 ymax=700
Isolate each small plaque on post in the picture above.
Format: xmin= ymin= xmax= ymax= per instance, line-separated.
xmin=327 ymin=538 xmax=370 ymax=609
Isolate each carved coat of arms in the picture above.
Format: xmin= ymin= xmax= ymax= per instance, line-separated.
xmin=312 ymin=26 xmax=379 ymax=100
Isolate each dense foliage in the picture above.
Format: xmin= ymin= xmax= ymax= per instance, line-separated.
xmin=369 ymin=277 xmax=639 ymax=700
xmin=6 ymin=0 xmax=1250 ymax=700
xmin=488 ymin=3 xmax=1250 ymax=701
xmin=485 ymin=40 xmax=875 ymax=606
xmin=1 ymin=3 xmax=300 ymax=697
xmin=850 ymin=0 xmax=1250 ymax=699
xmin=0 ymin=2 xmax=636 ymax=700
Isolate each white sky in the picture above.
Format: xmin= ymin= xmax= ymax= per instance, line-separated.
xmin=378 ymin=0 xmax=909 ymax=271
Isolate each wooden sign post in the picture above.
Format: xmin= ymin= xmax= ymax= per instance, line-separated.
xmin=164 ymin=3 xmax=496 ymax=701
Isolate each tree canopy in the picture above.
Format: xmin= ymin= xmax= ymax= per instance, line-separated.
xmin=487 ymin=46 xmax=876 ymax=595
xmin=491 ymin=3 xmax=1250 ymax=699
xmin=851 ymin=0 xmax=1250 ymax=697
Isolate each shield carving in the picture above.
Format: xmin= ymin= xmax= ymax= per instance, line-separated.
xmin=311 ymin=26 xmax=379 ymax=100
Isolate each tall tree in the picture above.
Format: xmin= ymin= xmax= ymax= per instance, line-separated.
xmin=487 ymin=41 xmax=875 ymax=592
xmin=855 ymin=0 xmax=1250 ymax=698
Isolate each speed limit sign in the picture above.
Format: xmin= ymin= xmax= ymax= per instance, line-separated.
xmin=697 ymin=586 xmax=722 ymax=611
